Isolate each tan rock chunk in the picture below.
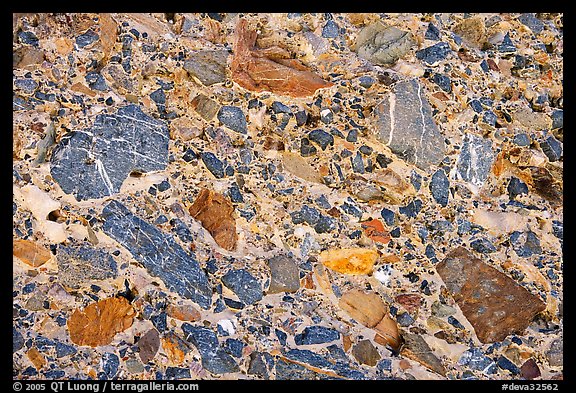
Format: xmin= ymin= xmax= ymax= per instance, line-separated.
xmin=436 ymin=247 xmax=546 ymax=343
xmin=27 ymin=347 xmax=47 ymax=370
xmin=282 ymin=151 xmax=324 ymax=184
xmin=231 ymin=18 xmax=333 ymax=98
xmin=319 ymin=248 xmax=379 ymax=275
xmin=351 ymin=339 xmax=381 ymax=366
xmin=453 ymin=16 xmax=487 ymax=48
xmin=188 ymin=188 xmax=237 ymax=251
xmin=339 ymin=289 xmax=387 ymax=328
xmin=373 ymin=314 xmax=402 ymax=352
xmin=13 ymin=239 xmax=52 ymax=267
xmin=98 ymin=13 xmax=118 ymax=63
xmin=67 ymin=297 xmax=135 ymax=347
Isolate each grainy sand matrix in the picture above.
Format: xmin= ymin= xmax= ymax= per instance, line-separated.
xmin=12 ymin=13 xmax=563 ymax=381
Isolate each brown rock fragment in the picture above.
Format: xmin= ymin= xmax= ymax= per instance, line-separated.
xmin=266 ymin=254 xmax=300 ymax=294
xmin=400 ymin=333 xmax=446 ymax=376
xmin=351 ymin=339 xmax=381 ymax=366
xmin=27 ymin=347 xmax=47 ymax=370
xmin=373 ymin=314 xmax=402 ymax=352
xmin=162 ymin=333 xmax=189 ymax=366
xmin=282 ymin=152 xmax=324 ymax=184
xmin=361 ymin=219 xmax=391 ymax=244
xmin=453 ymin=16 xmax=487 ymax=48
xmin=188 ymin=188 xmax=237 ymax=251
xmin=520 ymin=358 xmax=541 ymax=380
xmin=436 ymin=247 xmax=546 ymax=343
xmin=13 ymin=239 xmax=52 ymax=267
xmin=338 ymin=289 xmax=387 ymax=328
xmin=395 ymin=293 xmax=423 ymax=316
xmin=98 ymin=13 xmax=118 ymax=63
xmin=138 ymin=328 xmax=160 ymax=364
xmin=166 ymin=303 xmax=201 ymax=322
xmin=67 ymin=297 xmax=135 ymax=347
xmin=231 ymin=18 xmax=333 ymax=98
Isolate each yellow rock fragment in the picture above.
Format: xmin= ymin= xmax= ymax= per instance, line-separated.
xmin=319 ymin=248 xmax=379 ymax=275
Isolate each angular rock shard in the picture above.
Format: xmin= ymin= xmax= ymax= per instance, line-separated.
xmin=182 ymin=324 xmax=239 ymax=374
xmin=183 ymin=50 xmax=229 ymax=86
xmin=319 ymin=248 xmax=379 ymax=275
xmin=13 ymin=239 xmax=52 ymax=267
xmin=456 ymin=133 xmax=495 ymax=191
xmin=231 ymin=18 xmax=333 ymax=98
xmin=372 ymin=79 xmax=445 ymax=170
xmin=50 ymin=105 xmax=169 ymax=201
xmin=338 ymin=289 xmax=387 ymax=328
xmin=354 ymin=21 xmax=416 ymax=66
xmin=56 ymin=242 xmax=117 ymax=289
xmin=401 ymin=332 xmax=446 ymax=376
xmin=188 ymin=188 xmax=237 ymax=251
xmin=101 ymin=200 xmax=212 ymax=309
xmin=266 ymin=254 xmax=301 ymax=294
xmin=68 ymin=297 xmax=135 ymax=347
xmin=436 ymin=247 xmax=546 ymax=343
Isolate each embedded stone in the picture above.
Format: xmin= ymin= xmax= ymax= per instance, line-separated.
xmin=183 ymin=50 xmax=229 ymax=86
xmin=56 ymin=243 xmax=118 ymax=289
xmin=221 ymin=269 xmax=263 ymax=305
xmin=182 ymin=324 xmax=239 ymax=374
xmin=266 ymin=254 xmax=300 ymax=294
xmin=294 ymin=326 xmax=340 ymax=345
xmin=436 ymin=247 xmax=546 ymax=343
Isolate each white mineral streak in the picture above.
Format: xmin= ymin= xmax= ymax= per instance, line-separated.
xmin=217 ymin=319 xmax=236 ymax=335
xmin=13 ymin=184 xmax=67 ymax=243
xmin=387 ymin=91 xmax=396 ymax=146
xmin=416 ymin=81 xmax=426 ymax=167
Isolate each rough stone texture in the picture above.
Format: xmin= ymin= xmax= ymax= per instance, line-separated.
xmin=401 ymin=332 xmax=446 ymax=376
xmin=247 ymin=351 xmax=274 ymax=378
xmin=138 ymin=328 xmax=160 ymax=364
xmin=282 ymin=348 xmax=366 ymax=379
xmin=182 ymin=324 xmax=240 ymax=374
xmin=56 ymin=243 xmax=118 ymax=289
xmin=183 ymin=50 xmax=229 ymax=86
xmin=546 ymin=338 xmax=563 ymax=367
xmin=13 ymin=239 xmax=52 ymax=267
xmin=372 ymin=79 xmax=446 ymax=170
xmin=266 ymin=254 xmax=300 ymax=294
xmin=294 ymin=325 xmax=340 ymax=345
xmin=101 ymin=200 xmax=212 ymax=309
xmin=221 ymin=269 xmax=263 ymax=305
xmin=217 ymin=106 xmax=247 ymax=134
xmin=50 ymin=105 xmax=169 ymax=201
xmin=355 ymin=21 xmax=416 ymax=66
xmin=351 ymin=339 xmax=381 ymax=366
xmin=436 ymin=247 xmax=546 ymax=343
xmin=456 ymin=133 xmax=495 ymax=190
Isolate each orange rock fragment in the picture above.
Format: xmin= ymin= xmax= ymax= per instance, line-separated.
xmin=27 ymin=347 xmax=47 ymax=370
xmin=231 ymin=18 xmax=333 ymax=98
xmin=68 ymin=297 xmax=135 ymax=347
xmin=13 ymin=239 xmax=52 ymax=267
xmin=361 ymin=219 xmax=391 ymax=244
xmin=319 ymin=248 xmax=379 ymax=275
xmin=166 ymin=303 xmax=201 ymax=322
xmin=162 ymin=335 xmax=187 ymax=365
xmin=188 ymin=188 xmax=237 ymax=251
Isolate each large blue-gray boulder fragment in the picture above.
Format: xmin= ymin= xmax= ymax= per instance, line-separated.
xmin=221 ymin=269 xmax=263 ymax=306
xmin=294 ymin=326 xmax=340 ymax=345
xmin=181 ymin=324 xmax=239 ymax=374
xmin=372 ymin=79 xmax=445 ymax=170
xmin=101 ymin=200 xmax=212 ymax=309
xmin=283 ymin=349 xmax=366 ymax=380
xmin=57 ymin=243 xmax=118 ymax=289
xmin=456 ymin=133 xmax=495 ymax=191
xmin=50 ymin=105 xmax=169 ymax=201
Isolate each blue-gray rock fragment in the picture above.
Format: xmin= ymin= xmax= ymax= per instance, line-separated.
xmin=101 ymin=200 xmax=212 ymax=309
xmin=415 ymin=42 xmax=451 ymax=65
xmin=322 ymin=20 xmax=340 ymax=38
xmin=165 ymin=367 xmax=191 ymax=379
xmin=510 ymin=231 xmax=542 ymax=257
xmin=101 ymin=352 xmax=119 ymax=379
xmin=55 ymin=341 xmax=77 ymax=358
xmin=14 ymin=78 xmax=38 ymax=95
xmin=18 ymin=31 xmax=39 ymax=46
xmin=540 ymin=135 xmax=562 ymax=162
xmin=294 ymin=325 xmax=340 ymax=345
xmin=508 ymin=177 xmax=529 ymax=199
xmin=458 ymin=347 xmax=497 ymax=375
xmin=200 ymin=152 xmax=225 ymax=178
xmin=425 ymin=23 xmax=441 ymax=41
xmin=56 ymin=243 xmax=118 ymax=289
xmin=470 ymin=238 xmax=497 ymax=254
xmin=248 ymin=351 xmax=274 ymax=378
xmin=13 ymin=328 xmax=24 ymax=353
xmin=499 ymin=33 xmax=516 ymax=53
xmin=217 ymin=106 xmax=247 ymax=134
xmin=76 ymin=29 xmax=99 ymax=48
xmin=221 ymin=269 xmax=263 ymax=306
xmin=50 ymin=105 xmax=169 ymax=201
xmin=308 ymin=129 xmax=334 ymax=150
xmin=551 ymin=110 xmax=563 ymax=130
xmin=283 ymin=349 xmax=366 ymax=379
xmin=518 ymin=14 xmax=545 ymax=34
xmin=372 ymin=79 xmax=445 ymax=169
xmin=182 ymin=324 xmax=239 ymax=374
xmin=429 ymin=169 xmax=450 ymax=206
xmin=456 ymin=133 xmax=495 ymax=191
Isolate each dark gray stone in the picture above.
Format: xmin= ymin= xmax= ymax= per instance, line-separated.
xmin=247 ymin=351 xmax=274 ymax=378
xmin=456 ymin=133 xmax=494 ymax=190
xmin=223 ymin=338 xmax=245 ymax=358
xmin=266 ymin=255 xmax=300 ymax=294
xmin=183 ymin=50 xmax=229 ymax=86
xmin=18 ymin=31 xmax=39 ymax=46
xmin=429 ymin=169 xmax=450 ymax=206
xmin=308 ymin=129 xmax=334 ymax=150
xmin=322 ymin=20 xmax=340 ymax=38
xmin=546 ymin=338 xmax=562 ymax=367
xmin=470 ymin=238 xmax=497 ymax=254
xmin=85 ymin=72 xmax=108 ymax=91
xmin=200 ymin=152 xmax=225 ymax=178
xmin=182 ymin=324 xmax=240 ymax=374
xmin=358 ymin=76 xmax=375 ymax=89
xmin=432 ymin=73 xmax=451 ymax=92
xmin=165 ymin=367 xmax=191 ymax=379
xmin=314 ymin=215 xmax=337 ymax=234
xmin=415 ymin=42 xmax=451 ymax=65
xmin=399 ymin=199 xmax=422 ymax=218
xmin=499 ymin=33 xmax=516 ymax=53
xmin=50 ymin=105 xmax=169 ymax=201
xmin=294 ymin=325 xmax=340 ymax=345
xmin=540 ymin=135 xmax=562 ymax=162
xmin=425 ymin=23 xmax=441 ymax=41
xmin=14 ymin=78 xmax=38 ymax=95
xmin=217 ymin=106 xmax=247 ymax=134
xmin=76 ymin=29 xmax=99 ymax=48
xmin=221 ymin=269 xmax=263 ymax=306
xmin=275 ymin=359 xmax=318 ymax=380
xmin=551 ymin=110 xmax=563 ymax=129
xmin=101 ymin=200 xmax=212 ymax=309
xmin=518 ymin=14 xmax=545 ymax=34
xmin=101 ymin=352 xmax=119 ymax=378
xmin=351 ymin=152 xmax=365 ymax=173
xmin=458 ymin=348 xmax=497 ymax=374
xmin=13 ymin=327 xmax=24 ymax=353
xmin=57 ymin=243 xmax=118 ymax=289
xmin=300 ymin=138 xmax=317 ymax=157
xmin=283 ymin=349 xmax=366 ymax=379
xmin=372 ymin=79 xmax=445 ymax=169
xmin=508 ymin=177 xmax=529 ymax=199
xmin=513 ymin=133 xmax=531 ymax=147
xmin=55 ymin=341 xmax=77 ymax=358
xmin=497 ymin=356 xmax=520 ymax=375
xmin=510 ymin=230 xmax=542 ymax=257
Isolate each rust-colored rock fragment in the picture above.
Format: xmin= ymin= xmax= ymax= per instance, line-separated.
xmin=166 ymin=303 xmax=201 ymax=322
xmin=231 ymin=18 xmax=333 ymax=98
xmin=395 ymin=293 xmax=422 ymax=316
xmin=436 ymin=247 xmax=546 ymax=343
xmin=361 ymin=218 xmax=391 ymax=244
xmin=13 ymin=239 xmax=52 ymax=267
xmin=98 ymin=13 xmax=118 ymax=63
xmin=67 ymin=297 xmax=135 ymax=347
xmin=27 ymin=347 xmax=47 ymax=370
xmin=188 ymin=188 xmax=237 ymax=251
